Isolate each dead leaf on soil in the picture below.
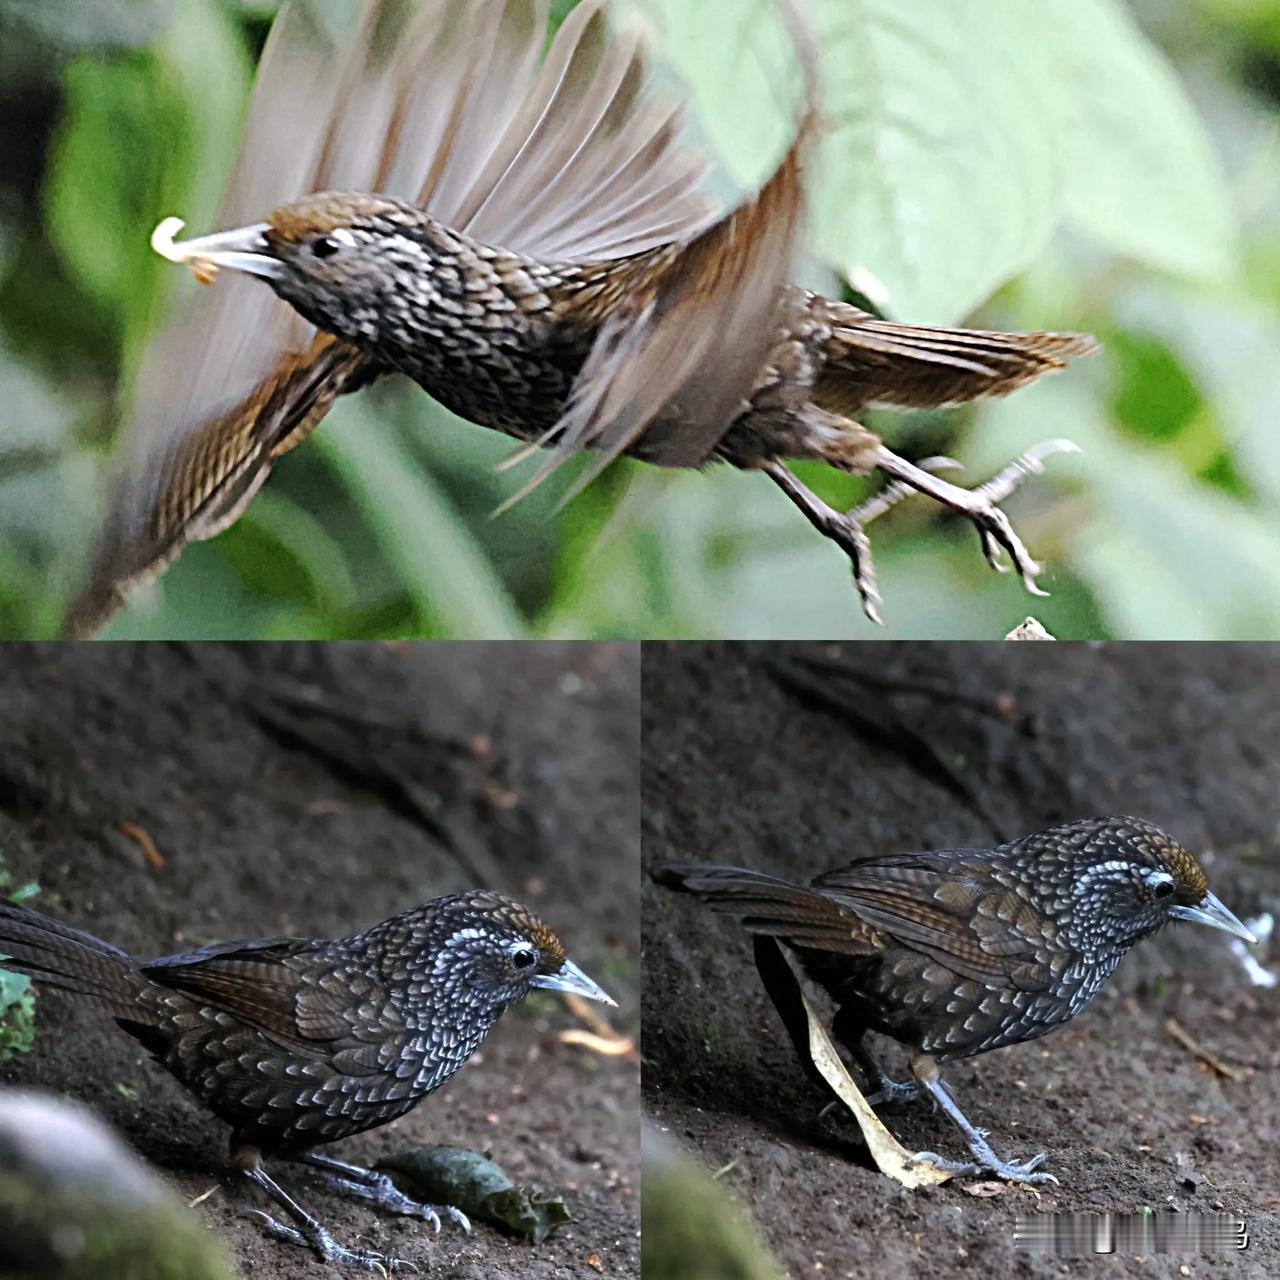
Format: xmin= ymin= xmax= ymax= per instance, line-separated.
xmin=1164 ymin=1018 xmax=1242 ymax=1081
xmin=960 ymin=1181 xmax=1010 ymax=1197
xmin=560 ymin=993 xmax=638 ymax=1063
xmin=378 ymin=1147 xmax=570 ymax=1243
xmin=117 ymin=822 xmax=165 ymax=869
xmin=753 ymin=937 xmax=952 ymax=1189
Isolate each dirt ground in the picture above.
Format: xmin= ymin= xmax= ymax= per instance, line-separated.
xmin=642 ymin=642 xmax=1280 ymax=1280
xmin=0 ymin=641 xmax=639 ymax=1280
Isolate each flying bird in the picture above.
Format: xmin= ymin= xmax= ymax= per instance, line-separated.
xmin=63 ymin=0 xmax=1097 ymax=636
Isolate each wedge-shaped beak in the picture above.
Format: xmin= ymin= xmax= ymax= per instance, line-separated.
xmin=150 ymin=216 xmax=283 ymax=281
xmin=1171 ymin=890 xmax=1257 ymax=944
xmin=532 ymin=957 xmax=617 ymax=1007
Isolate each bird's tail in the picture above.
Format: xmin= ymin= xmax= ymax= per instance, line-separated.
xmin=654 ymin=863 xmax=876 ymax=954
xmin=819 ymin=309 xmax=1100 ymax=415
xmin=0 ymin=902 xmax=142 ymax=1012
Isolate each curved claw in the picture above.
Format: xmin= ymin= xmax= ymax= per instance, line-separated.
xmin=906 ymin=1150 xmax=985 ymax=1178
xmin=240 ymin=1209 xmax=415 ymax=1273
xmin=907 ymin=1148 xmax=1057 ymax=1185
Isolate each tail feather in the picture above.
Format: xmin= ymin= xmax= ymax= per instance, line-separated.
xmin=653 ymin=862 xmax=881 ymax=957
xmin=818 ymin=307 xmax=1100 ymax=415
xmin=0 ymin=902 xmax=141 ymax=1010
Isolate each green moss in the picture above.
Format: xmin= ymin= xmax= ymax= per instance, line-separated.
xmin=642 ymin=1136 xmax=782 ymax=1280
xmin=0 ymin=1177 xmax=235 ymax=1280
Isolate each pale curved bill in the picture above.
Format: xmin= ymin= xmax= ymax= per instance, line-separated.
xmin=151 ymin=216 xmax=282 ymax=281
xmin=532 ymin=958 xmax=617 ymax=1006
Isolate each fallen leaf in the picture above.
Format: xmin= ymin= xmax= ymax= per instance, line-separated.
xmin=379 ymin=1147 xmax=570 ymax=1244
xmin=117 ymin=822 xmax=164 ymax=869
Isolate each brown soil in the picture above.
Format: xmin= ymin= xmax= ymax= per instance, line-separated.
xmin=0 ymin=641 xmax=639 ymax=1280
xmin=642 ymin=642 xmax=1280 ymax=1280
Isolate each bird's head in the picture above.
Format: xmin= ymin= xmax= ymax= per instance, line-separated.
xmin=405 ymin=891 xmax=616 ymax=1016
xmin=1039 ymin=816 xmax=1255 ymax=956
xmin=151 ymin=193 xmax=445 ymax=344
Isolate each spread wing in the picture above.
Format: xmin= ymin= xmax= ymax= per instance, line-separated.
xmin=812 ymin=852 xmax=1050 ymax=988
xmin=65 ymin=0 xmax=720 ymax=635
xmin=507 ymin=0 xmax=822 ymax=502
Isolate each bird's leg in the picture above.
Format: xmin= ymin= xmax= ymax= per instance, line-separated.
xmin=295 ymin=1151 xmax=472 ymax=1234
xmin=846 ymin=1043 xmax=920 ymax=1108
xmin=903 ymin=1055 xmax=1058 ymax=1185
xmin=868 ymin=440 xmax=1079 ymax=596
xmin=816 ymin=1012 xmax=919 ymax=1120
xmin=764 ymin=458 xmax=963 ymax=624
xmin=232 ymin=1142 xmax=417 ymax=1274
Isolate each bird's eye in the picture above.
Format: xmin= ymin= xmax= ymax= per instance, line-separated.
xmin=1153 ymin=879 xmax=1175 ymax=899
xmin=311 ymin=228 xmax=357 ymax=259
xmin=512 ymin=947 xmax=537 ymax=970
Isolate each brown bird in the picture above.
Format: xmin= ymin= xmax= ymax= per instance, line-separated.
xmin=0 ymin=891 xmax=614 ymax=1271
xmin=656 ymin=816 xmax=1255 ymax=1184
xmin=64 ymin=0 xmax=1097 ymax=637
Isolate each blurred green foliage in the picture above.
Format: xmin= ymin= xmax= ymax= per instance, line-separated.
xmin=0 ymin=0 xmax=1277 ymax=638
xmin=0 ymin=861 xmax=38 ymax=1062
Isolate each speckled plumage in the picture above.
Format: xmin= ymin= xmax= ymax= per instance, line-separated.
xmin=658 ymin=816 xmax=1253 ymax=1184
xmin=0 ymin=891 xmax=605 ymax=1268
xmin=0 ymin=891 xmax=563 ymax=1150
xmin=66 ymin=0 xmax=1098 ymax=636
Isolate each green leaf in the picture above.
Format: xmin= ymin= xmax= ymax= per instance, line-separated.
xmin=1051 ymin=0 xmax=1238 ymax=283
xmin=43 ymin=1 xmax=250 ymax=370
xmin=0 ymin=0 xmax=171 ymax=53
xmin=0 ymin=965 xmax=30 ymax=1010
xmin=644 ymin=0 xmax=1070 ymax=323
xmin=379 ymin=1147 xmax=571 ymax=1244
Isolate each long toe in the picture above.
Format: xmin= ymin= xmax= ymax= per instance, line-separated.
xmin=906 ymin=1150 xmax=986 ymax=1177
xmin=970 ymin=506 xmax=1047 ymax=595
xmin=863 ymin=1079 xmax=921 ymax=1107
xmin=399 ymin=1198 xmax=472 ymax=1235
xmin=242 ymin=1209 xmax=416 ymax=1273
xmin=907 ymin=1148 xmax=1058 ymax=1185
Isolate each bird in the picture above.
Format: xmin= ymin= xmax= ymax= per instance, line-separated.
xmin=0 ymin=890 xmax=615 ymax=1271
xmin=654 ymin=816 xmax=1256 ymax=1184
xmin=62 ymin=0 xmax=1098 ymax=637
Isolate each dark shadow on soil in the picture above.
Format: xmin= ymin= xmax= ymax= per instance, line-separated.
xmin=642 ymin=642 xmax=1279 ymax=1280
xmin=0 ymin=641 xmax=638 ymax=1280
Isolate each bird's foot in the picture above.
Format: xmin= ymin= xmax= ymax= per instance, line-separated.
xmin=909 ymin=1067 xmax=1059 ymax=1185
xmin=863 ymin=1078 xmax=921 ymax=1107
xmin=243 ymin=1209 xmax=418 ymax=1274
xmin=871 ymin=439 xmax=1079 ymax=597
xmin=815 ymin=1077 xmax=920 ymax=1125
xmin=766 ymin=457 xmax=963 ymax=624
xmin=907 ymin=1146 xmax=1058 ymax=1185
xmin=312 ymin=1170 xmax=472 ymax=1234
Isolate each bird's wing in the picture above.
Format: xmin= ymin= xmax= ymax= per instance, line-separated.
xmin=143 ymin=937 xmax=402 ymax=1068
xmin=142 ymin=938 xmax=322 ymax=1046
xmin=66 ymin=0 xmax=719 ymax=635
xmin=815 ymin=311 xmax=1099 ymax=416
xmin=395 ymin=0 xmax=719 ymax=260
xmin=812 ymin=853 xmax=1048 ymax=986
xmin=505 ymin=0 xmax=821 ymax=501
xmin=655 ymin=863 xmax=884 ymax=957
xmin=64 ymin=0 xmax=375 ymax=636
